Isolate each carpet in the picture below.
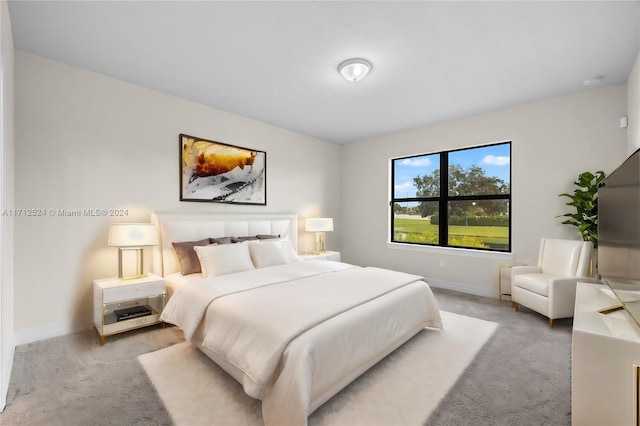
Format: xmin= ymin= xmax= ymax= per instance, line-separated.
xmin=138 ymin=311 xmax=497 ymax=426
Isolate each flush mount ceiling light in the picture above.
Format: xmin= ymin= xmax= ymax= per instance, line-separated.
xmin=338 ymin=58 xmax=372 ymax=82
xmin=583 ymin=77 xmax=601 ymax=87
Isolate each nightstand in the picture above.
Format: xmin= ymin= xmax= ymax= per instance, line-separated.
xmin=301 ymin=251 xmax=341 ymax=262
xmin=498 ymin=263 xmax=525 ymax=302
xmin=93 ymin=273 xmax=166 ymax=345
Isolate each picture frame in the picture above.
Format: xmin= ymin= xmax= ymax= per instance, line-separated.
xmin=179 ymin=134 xmax=266 ymax=205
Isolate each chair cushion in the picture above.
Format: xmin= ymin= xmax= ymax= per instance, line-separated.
xmin=539 ymin=239 xmax=584 ymax=276
xmin=514 ymin=273 xmax=560 ymax=297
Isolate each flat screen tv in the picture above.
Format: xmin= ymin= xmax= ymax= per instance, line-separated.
xmin=598 ymin=148 xmax=640 ymax=326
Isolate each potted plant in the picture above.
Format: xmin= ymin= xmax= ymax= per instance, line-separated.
xmin=558 ymin=170 xmax=606 ymax=248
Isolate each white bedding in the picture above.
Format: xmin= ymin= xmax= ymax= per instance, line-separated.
xmin=163 ymin=272 xmax=202 ymax=300
xmin=161 ymin=260 xmax=442 ymax=426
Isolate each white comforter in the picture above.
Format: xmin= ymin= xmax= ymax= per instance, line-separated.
xmin=161 ymin=260 xmax=357 ymax=340
xmin=161 ymin=260 xmax=442 ymax=425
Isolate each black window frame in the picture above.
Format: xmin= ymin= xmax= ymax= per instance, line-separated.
xmin=390 ymin=141 xmax=512 ymax=252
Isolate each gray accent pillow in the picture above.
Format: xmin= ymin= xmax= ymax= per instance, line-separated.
xmin=231 ymin=236 xmax=259 ymax=243
xmin=210 ymin=236 xmax=233 ymax=245
xmin=256 ymin=234 xmax=281 ymax=240
xmin=172 ymin=238 xmax=211 ymax=275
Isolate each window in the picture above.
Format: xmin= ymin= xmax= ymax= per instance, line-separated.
xmin=391 ymin=141 xmax=511 ymax=252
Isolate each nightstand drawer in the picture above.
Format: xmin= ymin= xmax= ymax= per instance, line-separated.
xmin=103 ymin=280 xmax=165 ymax=303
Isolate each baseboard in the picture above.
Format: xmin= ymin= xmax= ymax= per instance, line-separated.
xmin=427 ymin=278 xmax=497 ymax=299
xmin=0 ymin=332 xmax=15 ymax=411
xmin=15 ymin=319 xmax=93 ymax=346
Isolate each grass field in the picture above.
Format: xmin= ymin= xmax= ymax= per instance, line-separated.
xmin=393 ymin=217 xmax=509 ymax=250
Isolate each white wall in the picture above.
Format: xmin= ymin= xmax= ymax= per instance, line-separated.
xmin=14 ymin=51 xmax=341 ymax=343
xmin=0 ymin=0 xmax=14 ymax=410
xmin=628 ymin=51 xmax=640 ymax=154
xmin=341 ymin=86 xmax=628 ymax=297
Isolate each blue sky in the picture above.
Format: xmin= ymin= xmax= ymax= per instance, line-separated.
xmin=393 ymin=143 xmax=510 ymax=198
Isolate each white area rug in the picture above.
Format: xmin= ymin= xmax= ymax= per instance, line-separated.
xmin=139 ymin=311 xmax=497 ymax=426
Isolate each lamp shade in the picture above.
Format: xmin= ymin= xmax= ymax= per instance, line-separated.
xmin=108 ymin=223 xmax=158 ymax=247
xmin=305 ymin=218 xmax=334 ymax=232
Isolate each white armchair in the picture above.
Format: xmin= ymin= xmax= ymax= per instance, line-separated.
xmin=511 ymin=238 xmax=593 ymax=328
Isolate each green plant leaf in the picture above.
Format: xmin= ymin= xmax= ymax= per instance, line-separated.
xmin=558 ymin=170 xmax=606 ymax=248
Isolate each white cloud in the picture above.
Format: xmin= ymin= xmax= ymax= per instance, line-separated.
xmin=401 ymin=158 xmax=431 ymax=166
xmin=481 ymin=155 xmax=510 ymax=166
xmin=395 ymin=181 xmax=415 ymax=192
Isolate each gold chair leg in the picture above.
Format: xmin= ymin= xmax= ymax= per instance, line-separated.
xmin=549 ymin=318 xmax=554 ymax=329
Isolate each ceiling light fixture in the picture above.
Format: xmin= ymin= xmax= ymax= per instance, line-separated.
xmin=583 ymin=77 xmax=601 ymax=87
xmin=338 ymin=58 xmax=372 ymax=82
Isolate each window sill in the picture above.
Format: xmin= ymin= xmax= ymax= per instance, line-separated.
xmin=386 ymin=242 xmax=514 ymax=260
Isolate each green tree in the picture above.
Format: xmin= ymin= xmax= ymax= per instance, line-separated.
xmin=394 ymin=203 xmax=408 ymax=214
xmin=413 ymin=165 xmax=509 ymax=218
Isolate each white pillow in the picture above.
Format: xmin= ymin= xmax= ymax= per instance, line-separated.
xmin=194 ymin=241 xmax=255 ymax=278
xmin=275 ymin=236 xmax=302 ymax=263
xmin=249 ymin=240 xmax=289 ymax=268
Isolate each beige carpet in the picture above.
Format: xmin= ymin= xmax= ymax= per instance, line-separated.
xmin=139 ymin=311 xmax=497 ymax=426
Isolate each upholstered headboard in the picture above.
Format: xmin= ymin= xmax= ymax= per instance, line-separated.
xmin=151 ymin=213 xmax=298 ymax=277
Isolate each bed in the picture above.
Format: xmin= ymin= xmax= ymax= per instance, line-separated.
xmin=152 ymin=213 xmax=442 ymax=426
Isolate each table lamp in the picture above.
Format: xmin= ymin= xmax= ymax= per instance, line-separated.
xmin=108 ymin=223 xmax=158 ymax=280
xmin=306 ymin=218 xmax=333 ymax=253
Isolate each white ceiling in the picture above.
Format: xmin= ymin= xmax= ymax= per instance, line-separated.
xmin=8 ymin=1 xmax=640 ymax=144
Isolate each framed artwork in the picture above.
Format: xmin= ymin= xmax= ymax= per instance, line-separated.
xmin=180 ymin=134 xmax=266 ymax=205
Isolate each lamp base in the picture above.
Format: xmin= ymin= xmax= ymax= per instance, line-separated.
xmin=307 ymin=250 xmax=327 ymax=255
xmin=119 ymin=273 xmax=149 ymax=281
xmin=314 ymin=232 xmax=327 ymax=253
xmin=118 ymin=247 xmax=146 ymax=280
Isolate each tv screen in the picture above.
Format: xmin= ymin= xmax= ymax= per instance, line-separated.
xmin=599 ymin=149 xmax=640 ymax=279
xmin=598 ymin=148 xmax=640 ymax=326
